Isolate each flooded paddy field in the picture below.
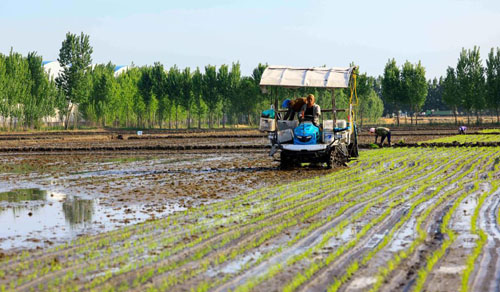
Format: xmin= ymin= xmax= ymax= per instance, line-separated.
xmin=0 ymin=129 xmax=500 ymax=291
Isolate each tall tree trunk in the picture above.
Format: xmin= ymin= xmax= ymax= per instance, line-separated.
xmin=64 ymin=104 xmax=73 ymax=130
xmin=222 ymin=111 xmax=226 ymax=128
xmin=175 ymin=105 xmax=178 ymax=129
xmin=476 ymin=110 xmax=480 ymax=124
xmin=497 ymin=108 xmax=499 ymax=124
xmin=198 ymin=111 xmax=201 ymax=129
xmin=187 ymin=108 xmax=191 ymax=129
xmin=453 ymin=106 xmax=458 ymax=125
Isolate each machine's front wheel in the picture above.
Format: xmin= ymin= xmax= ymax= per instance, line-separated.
xmin=327 ymin=145 xmax=349 ymax=169
xmin=348 ymin=124 xmax=359 ymax=158
xmin=280 ymin=151 xmax=293 ymax=170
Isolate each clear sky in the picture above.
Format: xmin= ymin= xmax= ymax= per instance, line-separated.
xmin=1 ymin=0 xmax=500 ymax=79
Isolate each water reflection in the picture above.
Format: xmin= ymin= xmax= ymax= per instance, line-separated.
xmin=62 ymin=198 xmax=94 ymax=226
xmin=0 ymin=188 xmax=46 ymax=202
xmin=0 ymin=188 xmax=95 ymax=227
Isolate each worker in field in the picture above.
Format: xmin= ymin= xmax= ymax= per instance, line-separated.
xmin=458 ymin=126 xmax=467 ymax=134
xmin=299 ymin=94 xmax=321 ymax=127
xmin=282 ymin=97 xmax=307 ymax=121
xmin=370 ymin=127 xmax=392 ymax=146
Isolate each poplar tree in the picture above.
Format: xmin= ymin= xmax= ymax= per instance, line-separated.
xmin=180 ymin=67 xmax=193 ymax=128
xmin=401 ymin=61 xmax=428 ymax=124
xmin=202 ymin=65 xmax=219 ymax=128
xmin=442 ymin=67 xmax=460 ymax=124
xmin=382 ymin=59 xmax=402 ymax=125
xmin=486 ymin=48 xmax=500 ymax=123
xmin=217 ymin=64 xmax=230 ymax=128
xmin=191 ymin=67 xmax=204 ymax=129
xmin=56 ymin=32 xmax=93 ymax=129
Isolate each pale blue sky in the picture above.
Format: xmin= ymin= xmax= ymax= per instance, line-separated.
xmin=1 ymin=0 xmax=500 ymax=78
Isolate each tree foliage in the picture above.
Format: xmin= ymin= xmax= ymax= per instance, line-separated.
xmin=56 ymin=32 xmax=93 ymax=129
xmin=486 ymin=47 xmax=500 ymax=123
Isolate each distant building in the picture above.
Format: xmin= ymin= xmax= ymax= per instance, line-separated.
xmin=42 ymin=61 xmax=129 ymax=80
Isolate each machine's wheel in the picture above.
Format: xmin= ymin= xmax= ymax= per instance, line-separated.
xmin=348 ymin=124 xmax=359 ymax=158
xmin=327 ymin=145 xmax=349 ymax=169
xmin=280 ymin=151 xmax=293 ymax=170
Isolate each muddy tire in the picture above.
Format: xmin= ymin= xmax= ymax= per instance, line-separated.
xmin=348 ymin=124 xmax=359 ymax=158
xmin=327 ymin=145 xmax=349 ymax=169
xmin=280 ymin=151 xmax=293 ymax=170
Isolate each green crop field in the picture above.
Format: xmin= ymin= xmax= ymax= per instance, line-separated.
xmin=1 ymin=141 xmax=499 ymax=292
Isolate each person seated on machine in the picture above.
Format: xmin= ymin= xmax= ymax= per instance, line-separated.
xmin=282 ymin=97 xmax=307 ymax=121
xmin=299 ymin=94 xmax=321 ymax=127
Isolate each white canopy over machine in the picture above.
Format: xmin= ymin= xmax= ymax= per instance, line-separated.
xmin=259 ymin=66 xmax=355 ymax=90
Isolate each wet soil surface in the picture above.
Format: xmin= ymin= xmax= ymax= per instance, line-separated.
xmin=0 ymin=150 xmax=328 ymax=251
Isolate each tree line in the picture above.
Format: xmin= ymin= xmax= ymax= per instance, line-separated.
xmin=2 ymin=31 xmax=499 ymax=130
xmin=381 ymin=46 xmax=500 ymax=125
xmin=0 ymin=32 xmax=384 ymax=130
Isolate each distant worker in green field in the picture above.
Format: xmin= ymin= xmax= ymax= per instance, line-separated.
xmin=370 ymin=127 xmax=392 ymax=146
xmin=282 ymin=97 xmax=307 ymax=121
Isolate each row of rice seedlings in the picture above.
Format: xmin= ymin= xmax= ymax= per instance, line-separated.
xmin=368 ymin=148 xmax=490 ymax=291
xmin=284 ymin=148 xmax=476 ymax=292
xmin=412 ymin=182 xmax=479 ymax=291
xmin=479 ymin=129 xmax=500 ymax=134
xmin=231 ymin=148 xmax=453 ymax=292
xmin=460 ymin=179 xmax=500 ymax=291
xmin=424 ymin=134 xmax=500 ymax=144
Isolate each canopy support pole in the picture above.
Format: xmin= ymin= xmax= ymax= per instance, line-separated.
xmin=331 ymin=89 xmax=336 ymax=126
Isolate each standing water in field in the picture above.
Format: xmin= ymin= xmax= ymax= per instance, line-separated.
xmin=0 ymin=188 xmax=185 ymax=250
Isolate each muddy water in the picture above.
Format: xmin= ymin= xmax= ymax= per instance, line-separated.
xmin=0 ymin=151 xmax=329 ymax=252
xmin=0 ymin=188 xmax=185 ymax=250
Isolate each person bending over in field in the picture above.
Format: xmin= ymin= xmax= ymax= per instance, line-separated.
xmin=458 ymin=126 xmax=467 ymax=135
xmin=282 ymin=97 xmax=307 ymax=121
xmin=370 ymin=127 xmax=391 ymax=146
xmin=299 ymin=94 xmax=321 ymax=127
